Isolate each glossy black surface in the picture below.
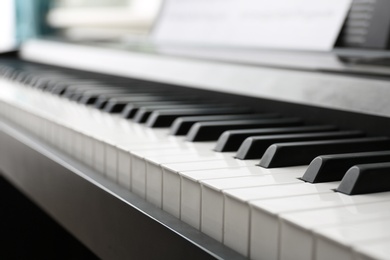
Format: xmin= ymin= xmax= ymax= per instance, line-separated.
xmin=214 ymin=125 xmax=337 ymax=152
xmin=187 ymin=118 xmax=303 ymax=142
xmin=259 ymin=137 xmax=390 ymax=168
xmin=303 ymin=151 xmax=390 ymax=183
xmin=337 ymin=162 xmax=390 ymax=195
xmin=235 ymin=130 xmax=364 ymax=159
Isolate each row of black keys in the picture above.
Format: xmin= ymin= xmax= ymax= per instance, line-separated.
xmin=1 ymin=61 xmax=390 ymax=196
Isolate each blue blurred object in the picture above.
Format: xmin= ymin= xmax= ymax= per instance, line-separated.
xmin=15 ymin=0 xmax=54 ymax=45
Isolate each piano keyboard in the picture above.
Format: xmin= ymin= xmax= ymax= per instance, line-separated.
xmin=1 ymin=58 xmax=390 ymax=260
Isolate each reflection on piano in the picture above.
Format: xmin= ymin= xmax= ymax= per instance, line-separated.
xmin=1 ymin=36 xmax=390 ymax=260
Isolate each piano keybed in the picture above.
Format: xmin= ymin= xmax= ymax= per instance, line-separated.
xmin=1 ymin=58 xmax=390 ymax=260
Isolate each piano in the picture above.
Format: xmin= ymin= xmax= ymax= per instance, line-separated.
xmin=2 ymin=1 xmax=390 ymax=260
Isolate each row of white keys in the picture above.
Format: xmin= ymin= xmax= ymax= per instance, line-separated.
xmin=220 ymin=178 xmax=338 ymax=256
xmin=9 ymin=78 xmax=390 ymax=260
xmin=130 ymin=142 xmax=217 ymax=200
xmin=0 ymin=83 xmax=320 ymax=258
xmin=180 ymin=166 xmax=264 ymax=229
xmin=159 ymin=158 xmax=259 ymax=218
xmin=250 ymin=192 xmax=390 ymax=260
xmin=198 ymin=168 xmax=308 ymax=245
xmin=1 ymin=81 xmax=299 ymax=222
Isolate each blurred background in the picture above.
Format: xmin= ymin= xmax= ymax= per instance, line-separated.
xmin=0 ymin=0 xmax=162 ymax=53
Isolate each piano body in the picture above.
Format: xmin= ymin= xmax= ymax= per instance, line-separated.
xmin=2 ymin=2 xmax=390 ymax=260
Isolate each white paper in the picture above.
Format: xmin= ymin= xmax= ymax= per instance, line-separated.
xmin=0 ymin=0 xmax=16 ymax=53
xmin=153 ymin=0 xmax=352 ymax=51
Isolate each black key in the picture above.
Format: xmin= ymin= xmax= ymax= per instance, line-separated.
xmin=214 ymin=125 xmax=337 ymax=152
xmin=41 ymin=77 xmax=88 ymax=91
xmin=65 ymin=87 xmax=135 ymax=100
xmin=259 ymin=137 xmax=390 ymax=168
xmin=11 ymin=70 xmax=30 ymax=82
xmin=169 ymin=114 xmax=284 ymax=136
xmin=337 ymin=162 xmax=390 ymax=195
xmin=121 ymin=101 xmax=195 ymax=119
xmin=146 ymin=107 xmax=257 ymax=128
xmin=236 ymin=130 xmax=365 ymax=160
xmin=302 ymin=151 xmax=390 ymax=183
xmin=133 ymin=104 xmax=222 ymax=123
xmin=71 ymin=86 xmax=161 ymax=102
xmin=79 ymin=90 xmax=139 ymax=105
xmin=69 ymin=87 xmax=137 ymax=101
xmin=47 ymin=81 xmax=101 ymax=94
xmin=187 ymin=118 xmax=303 ymax=142
xmin=30 ymin=75 xmax=74 ymax=89
xmin=103 ymin=96 xmax=180 ymax=113
xmin=95 ymin=94 xmax=167 ymax=109
xmin=104 ymin=95 xmax=198 ymax=114
xmin=53 ymin=84 xmax=118 ymax=96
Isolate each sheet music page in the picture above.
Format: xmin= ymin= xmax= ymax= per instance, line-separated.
xmin=153 ymin=0 xmax=352 ymax=51
xmin=0 ymin=0 xmax=16 ymax=52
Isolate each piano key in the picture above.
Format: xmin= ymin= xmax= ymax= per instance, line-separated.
xmin=259 ymin=137 xmax=390 ymax=168
xmin=278 ymin=198 xmax=390 ymax=260
xmin=104 ymin=94 xmax=196 ymax=113
xmin=214 ymin=125 xmax=338 ymax=152
xmin=65 ymin=87 xmax=129 ymax=99
xmin=186 ymin=117 xmax=304 ymax=142
xmin=95 ymin=93 xmax=171 ymax=109
xmin=102 ymin=95 xmax=190 ymax=113
xmin=235 ymin=130 xmax=365 ymax=160
xmin=78 ymin=89 xmax=155 ymax=104
xmin=302 ymin=151 xmax=390 ymax=183
xmin=170 ymin=114 xmax=285 ymax=136
xmin=354 ymin=238 xmax=390 ymax=260
xmin=132 ymin=144 xmax=250 ymax=200
xmin=50 ymin=82 xmax=114 ymax=95
xmin=222 ymin=182 xmax=338 ymax=256
xmin=249 ymin=192 xmax=390 ymax=260
xmin=133 ymin=104 xmax=233 ymax=123
xmin=179 ymin=166 xmax=268 ymax=229
xmin=5 ymin=60 xmax=390 ymax=260
xmin=314 ymin=219 xmax=390 ymax=260
xmin=146 ymin=108 xmax=268 ymax=128
xmin=199 ymin=173 xmax=306 ymax=242
xmin=45 ymin=79 xmax=110 ymax=92
xmin=337 ymin=162 xmax=390 ymax=195
xmin=132 ymin=146 xmax=224 ymax=199
xmin=158 ymin=159 xmax=259 ymax=218
xmin=121 ymin=100 xmax=215 ymax=119
xmin=30 ymin=75 xmax=80 ymax=90
xmin=67 ymin=87 xmax=142 ymax=101
xmin=50 ymin=82 xmax=105 ymax=95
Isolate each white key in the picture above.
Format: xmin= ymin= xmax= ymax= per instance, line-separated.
xmin=354 ymin=237 xmax=390 ymax=260
xmin=280 ymin=201 xmax=390 ymax=257
xmin=130 ymin=146 xmax=210 ymax=199
xmin=131 ymin=142 xmax=216 ymax=198
xmin=314 ymin=219 xmax=390 ymax=260
xmin=223 ymin=180 xmax=337 ymax=257
xmin=250 ymin=192 xmax=390 ymax=260
xmin=180 ymin=166 xmax=265 ymax=229
xmin=105 ymin=142 xmax=118 ymax=181
xmin=145 ymin=151 xmax=244 ymax=208
xmin=199 ymin=172 xmax=303 ymax=243
xmin=161 ymin=159 xmax=258 ymax=219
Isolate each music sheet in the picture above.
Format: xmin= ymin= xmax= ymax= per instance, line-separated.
xmin=154 ymin=0 xmax=352 ymax=51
